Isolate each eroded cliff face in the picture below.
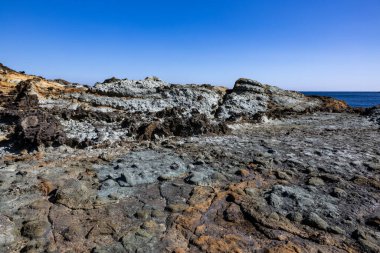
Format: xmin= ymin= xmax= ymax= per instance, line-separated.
xmin=1 ymin=64 xmax=379 ymax=253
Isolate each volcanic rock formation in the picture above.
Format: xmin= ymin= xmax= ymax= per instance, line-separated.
xmin=0 ymin=64 xmax=379 ymax=253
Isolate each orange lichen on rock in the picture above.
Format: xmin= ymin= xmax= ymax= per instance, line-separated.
xmin=307 ymin=95 xmax=349 ymax=112
xmin=0 ymin=65 xmax=85 ymax=100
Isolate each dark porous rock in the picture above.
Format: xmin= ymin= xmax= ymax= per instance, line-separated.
xmin=102 ymin=77 xmax=121 ymax=84
xmin=138 ymin=108 xmax=230 ymax=140
xmin=363 ymin=105 xmax=380 ymax=125
xmin=13 ymin=80 xmax=40 ymax=109
xmin=0 ymin=108 xmax=67 ymax=149
xmin=366 ymin=209 xmax=380 ymax=228
xmin=145 ymin=76 xmax=161 ymax=81
xmin=52 ymin=78 xmax=71 ymax=86
xmin=16 ymin=111 xmax=67 ymax=148
xmin=60 ymin=106 xmax=122 ymax=123
xmin=0 ymin=81 xmax=36 ymax=110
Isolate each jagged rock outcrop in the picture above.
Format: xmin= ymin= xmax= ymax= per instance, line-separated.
xmin=1 ymin=63 xmax=349 ymax=150
xmin=0 ymin=77 xmax=67 ymax=148
xmin=1 ymin=63 xmax=377 ymax=253
xmin=136 ymin=108 xmax=230 ymax=140
xmin=16 ymin=111 xmax=66 ymax=148
xmin=216 ymin=78 xmax=347 ymax=121
xmin=216 ymin=78 xmax=269 ymax=120
xmin=93 ymin=76 xmax=169 ymax=97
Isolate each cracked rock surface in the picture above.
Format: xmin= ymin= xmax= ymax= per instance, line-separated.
xmin=0 ymin=64 xmax=379 ymax=252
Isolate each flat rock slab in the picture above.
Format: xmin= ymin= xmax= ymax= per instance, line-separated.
xmin=93 ymin=150 xmax=188 ymax=198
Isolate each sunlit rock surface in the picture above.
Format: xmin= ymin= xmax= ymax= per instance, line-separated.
xmin=1 ymin=63 xmax=379 ymax=253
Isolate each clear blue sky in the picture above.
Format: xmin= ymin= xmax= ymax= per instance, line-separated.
xmin=1 ymin=0 xmax=379 ymax=90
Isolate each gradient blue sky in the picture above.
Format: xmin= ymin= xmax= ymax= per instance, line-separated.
xmin=1 ymin=0 xmax=379 ymax=90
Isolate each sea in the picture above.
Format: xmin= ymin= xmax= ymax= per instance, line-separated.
xmin=301 ymin=92 xmax=380 ymax=108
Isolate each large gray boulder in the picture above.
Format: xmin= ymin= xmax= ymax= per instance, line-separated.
xmin=80 ymin=82 xmax=224 ymax=118
xmin=217 ymin=78 xmax=269 ymax=120
xmin=93 ymin=77 xmax=169 ymax=97
xmin=217 ymin=78 xmax=323 ymax=120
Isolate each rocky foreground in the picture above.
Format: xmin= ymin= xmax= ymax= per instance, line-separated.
xmin=0 ymin=64 xmax=379 ymax=253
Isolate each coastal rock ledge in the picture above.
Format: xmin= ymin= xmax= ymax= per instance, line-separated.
xmin=0 ymin=63 xmax=379 ymax=253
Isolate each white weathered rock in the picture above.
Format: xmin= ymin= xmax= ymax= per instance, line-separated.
xmin=94 ymin=78 xmax=169 ymax=97
xmin=217 ymin=78 xmax=324 ymax=120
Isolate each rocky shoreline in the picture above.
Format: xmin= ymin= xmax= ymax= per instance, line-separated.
xmin=0 ymin=64 xmax=379 ymax=252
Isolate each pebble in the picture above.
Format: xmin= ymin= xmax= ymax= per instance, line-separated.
xmin=236 ymin=169 xmax=250 ymax=177
xmin=268 ymin=212 xmax=280 ymax=221
xmin=56 ymin=179 xmax=95 ymax=209
xmin=165 ymin=203 xmax=188 ymax=213
xmin=21 ymin=220 xmax=51 ymax=239
xmin=224 ymin=203 xmax=243 ymax=222
xmin=328 ymin=225 xmax=345 ymax=234
xmin=186 ymin=172 xmax=205 ymax=185
xmin=211 ymin=172 xmax=227 ymax=182
xmin=307 ymin=177 xmax=325 ymax=186
xmin=276 ymin=171 xmax=291 ymax=180
xmin=135 ymin=210 xmax=151 ymax=219
xmin=245 ymin=188 xmax=258 ymax=197
xmin=331 ymin=187 xmax=347 ymax=198
xmin=194 ymin=160 xmax=205 ymax=165
xmin=141 ymin=220 xmax=158 ymax=230
xmin=108 ymin=193 xmax=120 ymax=200
xmin=268 ymin=193 xmax=283 ymax=209
xmin=151 ymin=210 xmax=165 ymax=218
xmin=62 ymin=225 xmax=83 ymax=241
xmin=287 ymin=212 xmax=303 ymax=223
xmin=305 ymin=212 xmax=328 ymax=231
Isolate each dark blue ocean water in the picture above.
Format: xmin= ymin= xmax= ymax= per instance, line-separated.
xmin=301 ymin=92 xmax=380 ymax=108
